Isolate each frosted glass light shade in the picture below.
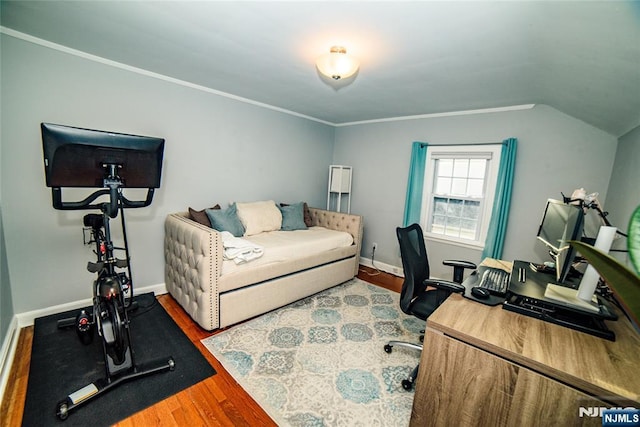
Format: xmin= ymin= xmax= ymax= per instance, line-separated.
xmin=316 ymin=46 xmax=359 ymax=80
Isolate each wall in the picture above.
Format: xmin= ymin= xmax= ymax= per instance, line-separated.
xmin=605 ymin=125 xmax=640 ymax=264
xmin=0 ymin=48 xmax=16 ymax=394
xmin=0 ymin=207 xmax=12 ymax=345
xmin=0 ymin=31 xmax=629 ymax=316
xmin=0 ymin=33 xmax=335 ymax=314
xmin=333 ymin=105 xmax=618 ymax=279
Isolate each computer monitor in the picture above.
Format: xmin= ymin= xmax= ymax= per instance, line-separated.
xmin=536 ymin=199 xmax=584 ymax=283
xmin=41 ymin=123 xmax=164 ymax=189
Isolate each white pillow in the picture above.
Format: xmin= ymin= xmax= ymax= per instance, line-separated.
xmin=235 ymin=200 xmax=282 ymax=236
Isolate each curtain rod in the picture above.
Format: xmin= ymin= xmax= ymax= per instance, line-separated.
xmin=417 ymin=141 xmax=506 ymax=147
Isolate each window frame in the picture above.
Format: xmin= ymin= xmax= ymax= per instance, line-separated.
xmin=419 ymin=144 xmax=502 ymax=249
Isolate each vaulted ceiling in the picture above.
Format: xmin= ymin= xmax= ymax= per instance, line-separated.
xmin=2 ymin=1 xmax=639 ymax=136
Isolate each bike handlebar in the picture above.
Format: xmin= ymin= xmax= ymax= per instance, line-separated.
xmin=51 ymin=187 xmax=155 ymax=213
xmin=49 ymin=162 xmax=156 ymax=217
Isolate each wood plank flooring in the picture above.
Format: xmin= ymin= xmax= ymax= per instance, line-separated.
xmin=0 ymin=265 xmax=402 ymax=427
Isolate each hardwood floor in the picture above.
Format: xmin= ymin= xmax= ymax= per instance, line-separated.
xmin=0 ymin=266 xmax=402 ymax=426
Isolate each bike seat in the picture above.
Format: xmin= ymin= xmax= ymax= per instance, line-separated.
xmin=83 ymin=214 xmax=104 ymax=230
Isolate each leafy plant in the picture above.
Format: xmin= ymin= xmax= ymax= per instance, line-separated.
xmin=570 ymin=204 xmax=640 ymax=327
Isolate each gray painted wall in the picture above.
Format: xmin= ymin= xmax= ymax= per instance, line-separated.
xmin=605 ymin=125 xmax=640 ymax=265
xmin=1 ymin=208 xmax=13 ymax=348
xmin=0 ymin=43 xmax=13 ymax=347
xmin=1 ymin=34 xmax=335 ymax=314
xmin=333 ymin=105 xmax=619 ymax=279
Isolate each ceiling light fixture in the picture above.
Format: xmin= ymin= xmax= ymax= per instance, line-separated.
xmin=316 ymin=46 xmax=359 ymax=80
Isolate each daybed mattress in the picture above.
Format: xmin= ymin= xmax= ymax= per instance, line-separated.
xmin=219 ymin=226 xmax=355 ymax=292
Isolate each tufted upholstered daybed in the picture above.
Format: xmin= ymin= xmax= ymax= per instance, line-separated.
xmin=164 ymin=206 xmax=363 ymax=330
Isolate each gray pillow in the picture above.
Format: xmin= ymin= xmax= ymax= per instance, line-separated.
xmin=280 ymin=202 xmax=312 ymax=227
xmin=278 ymin=202 xmax=308 ymax=231
xmin=206 ymin=204 xmax=245 ymax=237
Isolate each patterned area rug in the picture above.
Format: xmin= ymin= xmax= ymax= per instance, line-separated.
xmin=201 ymin=278 xmax=423 ymax=426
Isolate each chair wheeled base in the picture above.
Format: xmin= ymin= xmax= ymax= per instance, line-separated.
xmin=384 ymin=341 xmax=422 ymax=390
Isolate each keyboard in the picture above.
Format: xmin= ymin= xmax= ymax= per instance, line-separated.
xmin=478 ymin=267 xmax=510 ymax=296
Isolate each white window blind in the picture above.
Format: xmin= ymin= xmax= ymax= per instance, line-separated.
xmin=421 ymin=145 xmax=501 ymax=248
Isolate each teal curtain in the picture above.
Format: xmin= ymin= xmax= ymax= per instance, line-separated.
xmin=482 ymin=138 xmax=518 ymax=259
xmin=403 ymin=142 xmax=428 ymax=226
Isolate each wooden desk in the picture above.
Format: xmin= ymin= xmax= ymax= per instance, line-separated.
xmin=410 ymin=260 xmax=640 ymax=427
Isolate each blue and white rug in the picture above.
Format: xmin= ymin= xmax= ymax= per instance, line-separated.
xmin=201 ymin=278 xmax=423 ymax=426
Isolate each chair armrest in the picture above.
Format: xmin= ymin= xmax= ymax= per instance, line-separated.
xmin=424 ymin=279 xmax=465 ymax=294
xmin=442 ymin=259 xmax=477 ymax=284
xmin=442 ymin=259 xmax=477 ymax=270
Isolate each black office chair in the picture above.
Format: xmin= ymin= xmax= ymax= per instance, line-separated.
xmin=384 ymin=223 xmax=475 ymax=390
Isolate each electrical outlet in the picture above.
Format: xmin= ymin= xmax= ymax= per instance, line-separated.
xmin=372 ymin=242 xmax=378 ymax=252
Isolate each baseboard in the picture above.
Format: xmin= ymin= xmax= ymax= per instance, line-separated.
xmin=359 ymin=257 xmax=404 ymax=277
xmin=0 ymin=316 xmax=19 ymax=404
xmin=15 ymin=282 xmax=167 ymax=328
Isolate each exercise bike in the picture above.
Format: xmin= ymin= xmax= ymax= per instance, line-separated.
xmin=50 ymin=164 xmax=174 ymax=420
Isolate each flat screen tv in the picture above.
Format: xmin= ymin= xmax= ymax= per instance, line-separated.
xmin=536 ymin=199 xmax=584 ymax=283
xmin=41 ymin=123 xmax=165 ymax=189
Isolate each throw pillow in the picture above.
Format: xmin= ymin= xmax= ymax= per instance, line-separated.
xmin=206 ymin=204 xmax=245 ymax=237
xmin=281 ymin=202 xmax=313 ymax=227
xmin=235 ymin=200 xmax=282 ymax=236
xmin=189 ymin=204 xmax=221 ymax=227
xmin=302 ymin=202 xmax=313 ymax=227
xmin=278 ymin=202 xmax=308 ymax=231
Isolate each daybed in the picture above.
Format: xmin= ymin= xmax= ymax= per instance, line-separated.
xmin=164 ymin=202 xmax=363 ymax=330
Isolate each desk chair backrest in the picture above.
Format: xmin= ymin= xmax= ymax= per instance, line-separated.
xmin=396 ymin=223 xmax=432 ymax=315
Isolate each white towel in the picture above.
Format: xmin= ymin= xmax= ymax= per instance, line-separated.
xmin=219 ymin=231 xmax=264 ymax=264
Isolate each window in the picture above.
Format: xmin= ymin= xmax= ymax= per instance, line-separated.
xmin=421 ymin=145 xmax=502 ymax=248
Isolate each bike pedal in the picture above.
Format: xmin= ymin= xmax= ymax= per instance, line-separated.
xmin=76 ymin=310 xmax=94 ymax=345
